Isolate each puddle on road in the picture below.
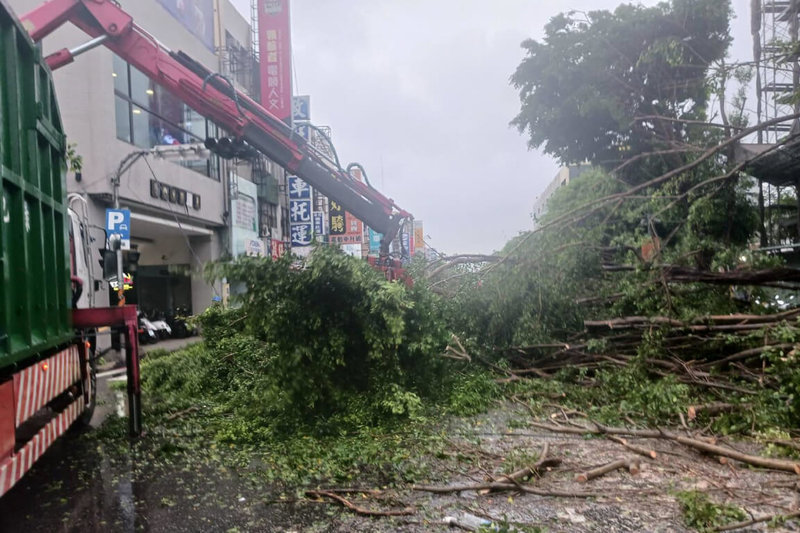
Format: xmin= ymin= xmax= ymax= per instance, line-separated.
xmin=0 ymin=430 xmax=333 ymax=533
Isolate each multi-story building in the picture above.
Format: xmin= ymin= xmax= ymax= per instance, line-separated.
xmin=9 ymin=0 xmax=290 ymax=315
xmin=532 ymin=164 xmax=591 ymax=225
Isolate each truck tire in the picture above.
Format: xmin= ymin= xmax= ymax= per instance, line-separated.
xmin=76 ymin=345 xmax=97 ymax=427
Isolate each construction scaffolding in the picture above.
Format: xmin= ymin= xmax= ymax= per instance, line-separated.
xmin=753 ymin=0 xmax=800 ymax=142
xmin=218 ymin=29 xmax=260 ymax=99
xmin=741 ymin=1 xmax=800 ymax=259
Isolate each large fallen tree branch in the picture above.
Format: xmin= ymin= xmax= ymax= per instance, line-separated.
xmin=607 ymin=435 xmax=657 ymax=459
xmin=714 ymin=509 xmax=800 ymax=532
xmin=664 ymin=266 xmax=800 ymax=286
xmin=575 ymin=458 xmax=640 ymax=482
xmin=426 ymin=254 xmax=502 ymax=279
xmin=492 ymin=443 xmax=561 ymax=486
xmin=528 ymin=422 xmax=800 ymax=475
xmin=412 ymin=483 xmax=602 ymax=498
xmin=305 ymin=490 xmax=414 ymax=517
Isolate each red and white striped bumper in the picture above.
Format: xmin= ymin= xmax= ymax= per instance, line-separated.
xmin=0 ymin=396 xmax=84 ymax=497
xmin=0 ymin=345 xmax=85 ymax=498
xmin=14 ymin=345 xmax=81 ymax=426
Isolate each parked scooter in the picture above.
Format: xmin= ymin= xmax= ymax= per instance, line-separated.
xmin=138 ymin=311 xmax=158 ymax=344
xmin=166 ymin=306 xmax=196 ymax=338
xmin=147 ymin=310 xmax=172 ymax=340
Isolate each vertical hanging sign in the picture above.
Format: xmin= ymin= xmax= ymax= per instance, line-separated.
xmin=288 ymin=176 xmax=312 ymax=247
xmin=258 ymin=0 xmax=292 ymax=124
xmin=329 ymin=199 xmax=346 ymax=250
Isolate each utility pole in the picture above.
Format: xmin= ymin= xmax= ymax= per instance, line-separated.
xmin=108 ymin=143 xmax=210 ymax=436
xmin=111 ymin=151 xmax=146 ymax=305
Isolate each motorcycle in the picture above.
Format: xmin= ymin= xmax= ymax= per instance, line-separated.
xmin=138 ymin=311 xmax=159 ymax=344
xmin=166 ymin=306 xmax=196 ymax=338
xmin=147 ymin=310 xmax=172 ymax=340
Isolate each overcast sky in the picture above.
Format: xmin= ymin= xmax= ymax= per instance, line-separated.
xmin=231 ymin=0 xmax=752 ymax=255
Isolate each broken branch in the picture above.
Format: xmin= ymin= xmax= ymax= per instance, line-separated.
xmin=305 ymin=490 xmax=414 ymax=517
xmin=575 ymin=458 xmax=639 ymax=482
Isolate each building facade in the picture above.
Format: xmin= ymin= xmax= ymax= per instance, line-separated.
xmin=532 ymin=164 xmax=592 ymax=225
xmin=9 ymin=0 xmax=290 ymax=315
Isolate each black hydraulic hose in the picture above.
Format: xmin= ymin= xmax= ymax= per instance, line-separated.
xmin=202 ymin=72 xmax=244 ymax=117
xmin=346 ymin=162 xmax=373 ymax=188
xmin=172 ymin=51 xmax=289 ymax=134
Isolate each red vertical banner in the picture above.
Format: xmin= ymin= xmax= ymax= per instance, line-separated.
xmin=258 ymin=0 xmax=292 ymax=124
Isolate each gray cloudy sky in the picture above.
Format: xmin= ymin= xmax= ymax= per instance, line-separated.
xmin=231 ymin=0 xmax=752 ymax=255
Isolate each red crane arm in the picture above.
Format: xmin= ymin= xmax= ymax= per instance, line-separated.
xmin=20 ymin=0 xmax=410 ymax=249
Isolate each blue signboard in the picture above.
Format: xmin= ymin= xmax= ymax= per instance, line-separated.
xmin=288 ymin=175 xmax=313 ymax=248
xmin=293 ymin=122 xmax=311 ymax=141
xmin=105 ymin=208 xmax=131 ymax=250
xmin=289 ymin=199 xmax=312 ymax=223
xmin=293 ymin=95 xmax=311 ymax=121
xmin=368 ymin=229 xmax=383 ymax=254
xmin=402 ymin=230 xmax=411 ymax=263
xmin=313 ymin=211 xmax=325 ymax=237
xmin=288 ymin=176 xmax=311 ymax=199
xmin=291 ymin=224 xmax=313 ymax=246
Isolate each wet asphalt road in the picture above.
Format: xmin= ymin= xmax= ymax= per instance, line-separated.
xmin=0 ymin=339 xmax=338 ymax=533
xmin=0 ymin=429 xmax=333 ymax=533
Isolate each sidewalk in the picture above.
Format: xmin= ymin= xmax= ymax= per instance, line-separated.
xmin=141 ymin=336 xmax=202 ymax=355
xmin=97 ymin=335 xmax=201 ymax=372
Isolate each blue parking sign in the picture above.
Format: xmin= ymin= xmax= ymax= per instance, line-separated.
xmin=106 ymin=208 xmax=131 ymax=250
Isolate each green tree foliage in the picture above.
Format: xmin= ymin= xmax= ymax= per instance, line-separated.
xmin=203 ymin=246 xmax=450 ymax=427
xmin=441 ymin=162 xmax=767 ymax=355
xmin=511 ymin=0 xmax=731 ymax=176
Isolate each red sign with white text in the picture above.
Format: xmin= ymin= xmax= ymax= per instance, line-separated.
xmin=258 ymin=0 xmax=292 ymax=124
xmin=271 ymin=239 xmax=286 ymax=259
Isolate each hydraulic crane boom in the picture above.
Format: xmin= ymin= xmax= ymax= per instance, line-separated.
xmin=20 ymin=0 xmax=411 ymax=254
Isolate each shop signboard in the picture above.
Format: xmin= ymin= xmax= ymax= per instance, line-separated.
xmin=413 ymin=220 xmax=425 ymax=256
xmin=231 ymin=176 xmax=260 ymax=257
xmin=245 ymin=238 xmax=267 ymax=257
xmin=271 ymin=239 xmax=286 ymax=259
xmin=258 ymin=0 xmax=292 ymax=124
xmin=345 ymin=213 xmax=363 ymax=244
xmin=329 ymin=166 xmax=364 ymax=254
xmin=288 ymin=176 xmax=313 ymax=247
xmin=329 ymin=211 xmax=362 ymax=247
xmin=294 ymin=122 xmax=311 ymax=141
xmin=156 ymin=0 xmax=214 ymax=50
xmin=313 ymin=211 xmax=325 ymax=238
xmin=329 ymin=200 xmax=345 ymax=236
xmin=342 ymin=244 xmax=361 ymax=258
xmin=368 ymin=228 xmax=383 ymax=254
xmin=293 ymin=95 xmax=310 ymax=121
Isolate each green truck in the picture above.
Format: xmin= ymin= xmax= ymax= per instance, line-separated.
xmin=0 ymin=0 xmax=142 ymax=499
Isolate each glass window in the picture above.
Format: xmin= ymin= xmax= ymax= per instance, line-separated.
xmin=129 ymin=65 xmax=153 ymax=108
xmin=113 ymin=55 xmax=221 ymax=180
xmin=131 ymin=104 xmax=151 ymax=150
xmin=182 ymin=107 xmax=207 ymax=141
xmin=114 ymin=96 xmax=131 ymax=143
xmin=112 ymin=54 xmax=128 ymax=95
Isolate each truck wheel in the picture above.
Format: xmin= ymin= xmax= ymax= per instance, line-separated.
xmin=76 ymin=345 xmax=98 ymax=427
